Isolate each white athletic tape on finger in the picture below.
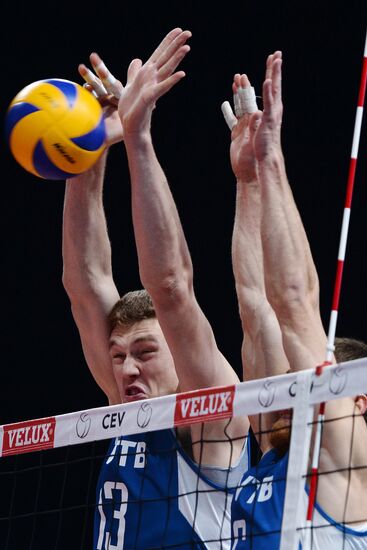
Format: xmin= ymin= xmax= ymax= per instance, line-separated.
xmin=82 ymin=68 xmax=108 ymax=97
xmin=221 ymin=101 xmax=237 ymax=131
xmin=238 ymin=86 xmax=258 ymax=114
xmin=233 ymin=91 xmax=242 ymax=118
xmin=94 ymin=60 xmax=121 ymax=99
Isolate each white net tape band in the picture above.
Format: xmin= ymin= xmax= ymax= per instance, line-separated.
xmin=1 ymin=357 xmax=366 ymax=458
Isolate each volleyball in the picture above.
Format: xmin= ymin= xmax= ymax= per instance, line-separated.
xmin=5 ymin=79 xmax=106 ymax=180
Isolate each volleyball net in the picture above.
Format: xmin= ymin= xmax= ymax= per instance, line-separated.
xmin=1 ymin=357 xmax=367 ymax=549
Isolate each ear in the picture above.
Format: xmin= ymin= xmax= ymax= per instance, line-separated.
xmin=355 ymin=394 xmax=367 ymax=415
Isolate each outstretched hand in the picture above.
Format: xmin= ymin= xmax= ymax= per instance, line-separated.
xmin=78 ymin=53 xmax=124 ymax=147
xmin=253 ymin=51 xmax=283 ymax=161
xmin=222 ymin=51 xmax=283 ymax=180
xmin=228 ymin=73 xmax=262 ymax=182
xmin=78 ymin=29 xmax=191 ymax=147
xmin=118 ymin=28 xmax=191 ymax=139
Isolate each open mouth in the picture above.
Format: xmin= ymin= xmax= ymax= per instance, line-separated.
xmin=124 ymin=386 xmax=147 ymax=402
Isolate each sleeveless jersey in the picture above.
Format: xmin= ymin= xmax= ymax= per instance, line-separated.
xmin=94 ymin=428 xmax=250 ymax=549
xmin=231 ymin=449 xmax=367 ymax=549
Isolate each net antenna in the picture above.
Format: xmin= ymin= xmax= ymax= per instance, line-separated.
xmin=281 ymin=27 xmax=367 ymax=550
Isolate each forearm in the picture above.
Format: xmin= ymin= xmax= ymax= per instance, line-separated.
xmin=233 ymin=177 xmax=289 ymax=380
xmin=232 ymin=178 xmax=265 ymax=330
xmin=62 ymin=150 xmax=117 ymax=304
xmin=232 ymin=176 xmax=289 ymax=451
xmin=259 ymin=152 xmax=319 ymax=309
xmin=124 ymin=133 xmax=193 ymax=300
xmin=259 ymin=151 xmax=326 ymax=368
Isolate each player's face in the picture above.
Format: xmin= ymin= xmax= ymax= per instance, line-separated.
xmin=269 ymin=409 xmax=292 ymax=455
xmin=109 ymin=318 xmax=179 ymax=403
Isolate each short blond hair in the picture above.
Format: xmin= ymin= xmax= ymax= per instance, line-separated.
xmin=108 ymin=289 xmax=156 ymax=332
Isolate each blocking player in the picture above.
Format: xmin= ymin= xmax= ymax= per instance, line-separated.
xmin=63 ymin=28 xmax=250 ymax=549
xmin=224 ymin=52 xmax=367 ymax=548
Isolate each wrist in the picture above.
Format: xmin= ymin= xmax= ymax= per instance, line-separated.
xmin=236 ymin=175 xmax=258 ymax=187
xmin=257 ymin=148 xmax=285 ymax=168
xmin=256 ymin=141 xmax=284 ymax=162
xmin=236 ymin=179 xmax=261 ymax=205
xmin=258 ymin=150 xmax=288 ymax=185
xmin=66 ymin=148 xmax=108 ymax=185
xmin=119 ymin=109 xmax=153 ymax=147
xmin=234 ymin=164 xmax=258 ymax=184
xmin=123 ymin=129 xmax=153 ymax=150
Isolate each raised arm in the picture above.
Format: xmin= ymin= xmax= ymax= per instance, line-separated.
xmin=255 ymin=53 xmax=325 ymax=367
xmin=256 ymin=52 xmax=367 ymax=523
xmin=62 ymin=67 xmax=124 ymax=405
xmin=119 ymin=28 xmax=249 ymax=465
xmin=120 ymin=28 xmax=239 ymax=393
xmin=227 ymin=72 xmax=290 ymax=449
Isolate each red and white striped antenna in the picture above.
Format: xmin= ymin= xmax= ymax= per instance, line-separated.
xmin=305 ymin=27 xmax=367 ymax=543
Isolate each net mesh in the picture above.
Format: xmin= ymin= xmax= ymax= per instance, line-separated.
xmin=1 ymin=358 xmax=366 ymax=550
xmin=0 ymin=440 xmax=108 ymax=549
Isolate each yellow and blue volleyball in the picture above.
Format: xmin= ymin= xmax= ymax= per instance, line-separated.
xmin=5 ymin=79 xmax=106 ymax=180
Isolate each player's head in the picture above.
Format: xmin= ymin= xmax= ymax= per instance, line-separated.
xmin=270 ymin=336 xmax=367 ymax=455
xmin=108 ymin=289 xmax=156 ymax=330
xmin=334 ymin=336 xmax=367 ymax=362
xmin=108 ymin=289 xmax=179 ymax=403
xmin=334 ymin=337 xmax=367 ymax=423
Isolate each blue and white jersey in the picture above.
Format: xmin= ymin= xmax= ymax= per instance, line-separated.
xmin=231 ymin=448 xmax=286 ymax=549
xmin=94 ymin=429 xmax=250 ymax=549
xmin=231 ymin=450 xmax=367 ymax=549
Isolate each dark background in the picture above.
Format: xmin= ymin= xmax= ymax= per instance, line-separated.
xmin=1 ymin=2 xmax=367 ymax=428
xmin=1 ymin=1 xmax=367 ymax=548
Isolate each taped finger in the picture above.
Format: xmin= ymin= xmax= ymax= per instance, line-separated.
xmin=92 ymin=59 xmax=122 ymax=99
xmin=233 ymin=91 xmax=243 ymax=118
xmin=81 ymin=67 xmax=108 ymax=97
xmin=238 ymin=86 xmax=258 ymax=114
xmin=221 ymin=101 xmax=237 ymax=131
